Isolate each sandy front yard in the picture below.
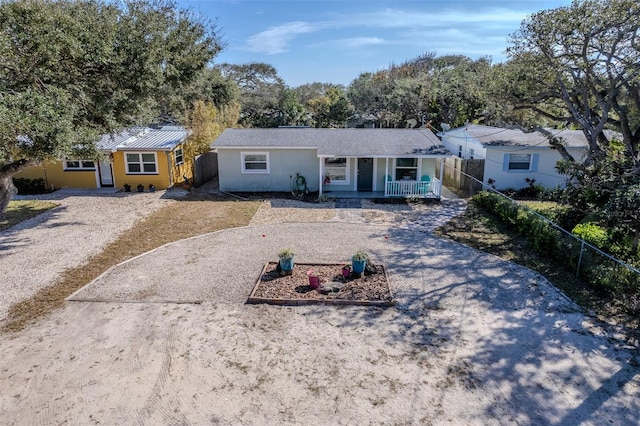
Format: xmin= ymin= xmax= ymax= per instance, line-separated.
xmin=1 ymin=220 xmax=638 ymax=425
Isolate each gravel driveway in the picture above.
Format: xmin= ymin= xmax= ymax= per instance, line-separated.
xmin=1 ymin=192 xmax=638 ymax=425
xmin=0 ymin=189 xmax=173 ymax=322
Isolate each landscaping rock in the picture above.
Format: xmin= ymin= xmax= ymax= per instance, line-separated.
xmin=318 ymin=281 xmax=345 ymax=294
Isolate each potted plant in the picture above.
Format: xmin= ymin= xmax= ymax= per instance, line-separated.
xmin=307 ymin=269 xmax=319 ymax=289
xmin=341 ymin=264 xmax=351 ymax=278
xmin=278 ymin=248 xmax=295 ymax=275
xmin=351 ymin=249 xmax=369 ymax=275
xmin=123 ymin=183 xmax=131 ymax=192
xmin=136 ymin=184 xmax=144 ymax=192
xmin=148 ymin=184 xmax=156 ymax=192
xmin=182 ymin=176 xmax=191 ymax=190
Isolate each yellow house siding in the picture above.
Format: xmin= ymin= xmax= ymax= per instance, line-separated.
xmin=14 ymin=160 xmax=98 ymax=189
xmin=112 ymin=151 xmax=172 ymax=190
xmin=169 ymin=145 xmax=194 ymax=187
xmin=14 ymin=164 xmax=46 ymax=181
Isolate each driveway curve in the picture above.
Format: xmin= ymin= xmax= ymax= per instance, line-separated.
xmin=2 ymin=216 xmax=638 ymax=425
xmin=0 ymin=189 xmax=173 ymax=322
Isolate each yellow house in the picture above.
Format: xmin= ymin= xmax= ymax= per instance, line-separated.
xmin=15 ymin=126 xmax=192 ymax=191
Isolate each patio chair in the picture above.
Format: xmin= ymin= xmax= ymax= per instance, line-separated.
xmin=419 ymin=175 xmax=431 ymax=195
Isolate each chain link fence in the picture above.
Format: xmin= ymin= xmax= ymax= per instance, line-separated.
xmin=450 ymin=168 xmax=640 ymax=312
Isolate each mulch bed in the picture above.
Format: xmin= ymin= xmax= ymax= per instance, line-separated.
xmin=247 ymin=262 xmax=394 ymax=306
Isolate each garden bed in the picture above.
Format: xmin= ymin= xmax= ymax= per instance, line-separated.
xmin=247 ymin=262 xmax=394 ymax=306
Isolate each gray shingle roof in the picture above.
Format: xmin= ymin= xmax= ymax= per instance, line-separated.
xmin=212 ymin=128 xmax=451 ymax=157
xmin=453 ymin=124 xmax=620 ymax=148
xmin=98 ymin=127 xmax=189 ymax=152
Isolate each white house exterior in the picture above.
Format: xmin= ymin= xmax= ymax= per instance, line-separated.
xmin=439 ymin=124 xmax=595 ymax=190
xmin=211 ymin=128 xmax=454 ymax=198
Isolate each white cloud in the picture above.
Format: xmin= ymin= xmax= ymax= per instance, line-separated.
xmin=317 ymin=36 xmax=387 ymax=50
xmin=242 ymin=6 xmax=530 ymax=57
xmin=246 ymin=21 xmax=321 ymax=54
xmin=342 ymin=8 xmax=529 ymax=29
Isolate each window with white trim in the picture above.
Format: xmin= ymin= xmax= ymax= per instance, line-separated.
xmin=126 ymin=152 xmax=157 ymax=174
xmin=174 ymin=148 xmax=184 ymax=165
xmin=395 ymin=158 xmax=418 ymax=180
xmin=324 ymin=158 xmax=348 ymax=183
xmin=458 ymin=145 xmax=463 ymax=158
xmin=508 ymin=154 xmax=531 ymax=170
xmin=64 ymin=159 xmax=95 ymax=170
xmin=241 ymin=152 xmax=269 ymax=174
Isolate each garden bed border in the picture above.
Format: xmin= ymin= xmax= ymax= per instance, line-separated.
xmin=247 ymin=261 xmax=395 ymax=307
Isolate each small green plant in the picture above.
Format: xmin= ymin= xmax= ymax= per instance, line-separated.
xmin=12 ymin=177 xmax=47 ymax=194
xmin=278 ymin=248 xmax=294 ymax=259
xmin=573 ymin=222 xmax=609 ymax=249
xmin=352 ymin=249 xmax=369 ymax=262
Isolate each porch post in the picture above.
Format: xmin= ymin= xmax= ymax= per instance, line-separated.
xmin=384 ymin=158 xmax=389 ymax=197
xmin=439 ymin=158 xmax=444 ymax=197
xmin=319 ymin=157 xmax=323 ymax=195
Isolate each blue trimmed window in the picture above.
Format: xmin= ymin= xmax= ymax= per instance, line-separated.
xmin=503 ymin=153 xmax=539 ymax=172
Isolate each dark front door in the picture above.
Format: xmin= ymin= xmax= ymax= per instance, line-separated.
xmin=357 ymin=158 xmax=373 ymax=191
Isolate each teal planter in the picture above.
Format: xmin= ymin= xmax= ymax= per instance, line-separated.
xmin=352 ymin=259 xmax=366 ymax=274
xmin=279 ymin=257 xmax=294 ymax=272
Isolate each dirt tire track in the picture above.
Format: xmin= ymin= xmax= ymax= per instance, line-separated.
xmin=135 ymin=319 xmax=192 ymax=425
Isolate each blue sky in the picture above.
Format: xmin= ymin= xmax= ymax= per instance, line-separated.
xmin=180 ymin=0 xmax=572 ymax=87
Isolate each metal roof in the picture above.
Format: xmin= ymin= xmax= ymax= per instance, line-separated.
xmin=212 ymin=128 xmax=452 ymax=157
xmin=98 ymin=126 xmax=189 ymax=152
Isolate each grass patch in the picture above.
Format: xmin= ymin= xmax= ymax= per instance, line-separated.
xmin=2 ymin=197 xmax=261 ymax=332
xmin=1 ymin=200 xmax=59 ymax=232
xmin=435 ymin=201 xmax=639 ymax=336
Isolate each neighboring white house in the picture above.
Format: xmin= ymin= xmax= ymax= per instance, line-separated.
xmin=439 ymin=124 xmax=598 ymax=190
xmin=211 ymin=128 xmax=454 ymax=199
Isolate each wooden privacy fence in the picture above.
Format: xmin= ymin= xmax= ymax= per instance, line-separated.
xmin=193 ymin=152 xmax=218 ymax=187
xmin=436 ymin=157 xmax=485 ymax=195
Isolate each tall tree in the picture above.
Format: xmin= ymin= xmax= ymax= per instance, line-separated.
xmin=0 ymin=0 xmax=223 ymax=212
xmin=507 ymin=0 xmax=640 ymax=166
xmin=275 ymin=88 xmax=308 ymax=127
xmin=347 ymin=54 xmax=491 ymax=128
xmin=507 ymin=0 xmax=640 ymax=252
xmin=347 ymin=71 xmax=396 ymax=127
xmin=308 ymin=87 xmax=352 ymax=128
xmin=219 ymin=62 xmax=286 ymax=127
xmin=428 ymin=56 xmax=492 ymax=127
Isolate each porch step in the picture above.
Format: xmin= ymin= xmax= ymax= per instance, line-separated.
xmin=335 ymin=198 xmax=362 ymax=209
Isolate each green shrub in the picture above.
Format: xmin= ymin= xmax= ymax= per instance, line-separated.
xmin=12 ymin=178 xmax=47 ymax=195
xmin=572 ymin=223 xmax=609 ymax=250
xmin=472 ymin=190 xmax=640 ymax=308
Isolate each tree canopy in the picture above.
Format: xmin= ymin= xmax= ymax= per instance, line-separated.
xmin=505 ymin=0 xmax=640 ymax=252
xmin=506 ymin=0 xmax=640 ymax=165
xmin=0 ymin=0 xmax=223 ymax=211
xmin=345 ymin=54 xmax=492 ymax=129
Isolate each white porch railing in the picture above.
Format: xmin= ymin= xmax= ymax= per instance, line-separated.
xmin=385 ymin=177 xmax=441 ymax=198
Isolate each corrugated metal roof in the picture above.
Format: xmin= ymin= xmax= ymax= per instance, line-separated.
xmin=98 ymin=126 xmax=189 ymax=151
xmin=212 ymin=128 xmax=451 ymax=157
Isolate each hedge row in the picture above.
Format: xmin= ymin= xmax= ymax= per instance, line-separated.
xmin=473 ymin=191 xmax=639 ymax=312
xmin=12 ymin=178 xmax=48 ymax=195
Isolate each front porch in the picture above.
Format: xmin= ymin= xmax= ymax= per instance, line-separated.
xmin=319 ymin=156 xmax=446 ymax=200
xmin=384 ymin=177 xmax=442 ymax=198
xmin=325 ymin=177 xmax=443 ymax=199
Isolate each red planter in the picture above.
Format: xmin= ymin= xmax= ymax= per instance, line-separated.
xmin=342 ymin=266 xmax=351 ymax=277
xmin=308 ymin=275 xmax=319 ymax=289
